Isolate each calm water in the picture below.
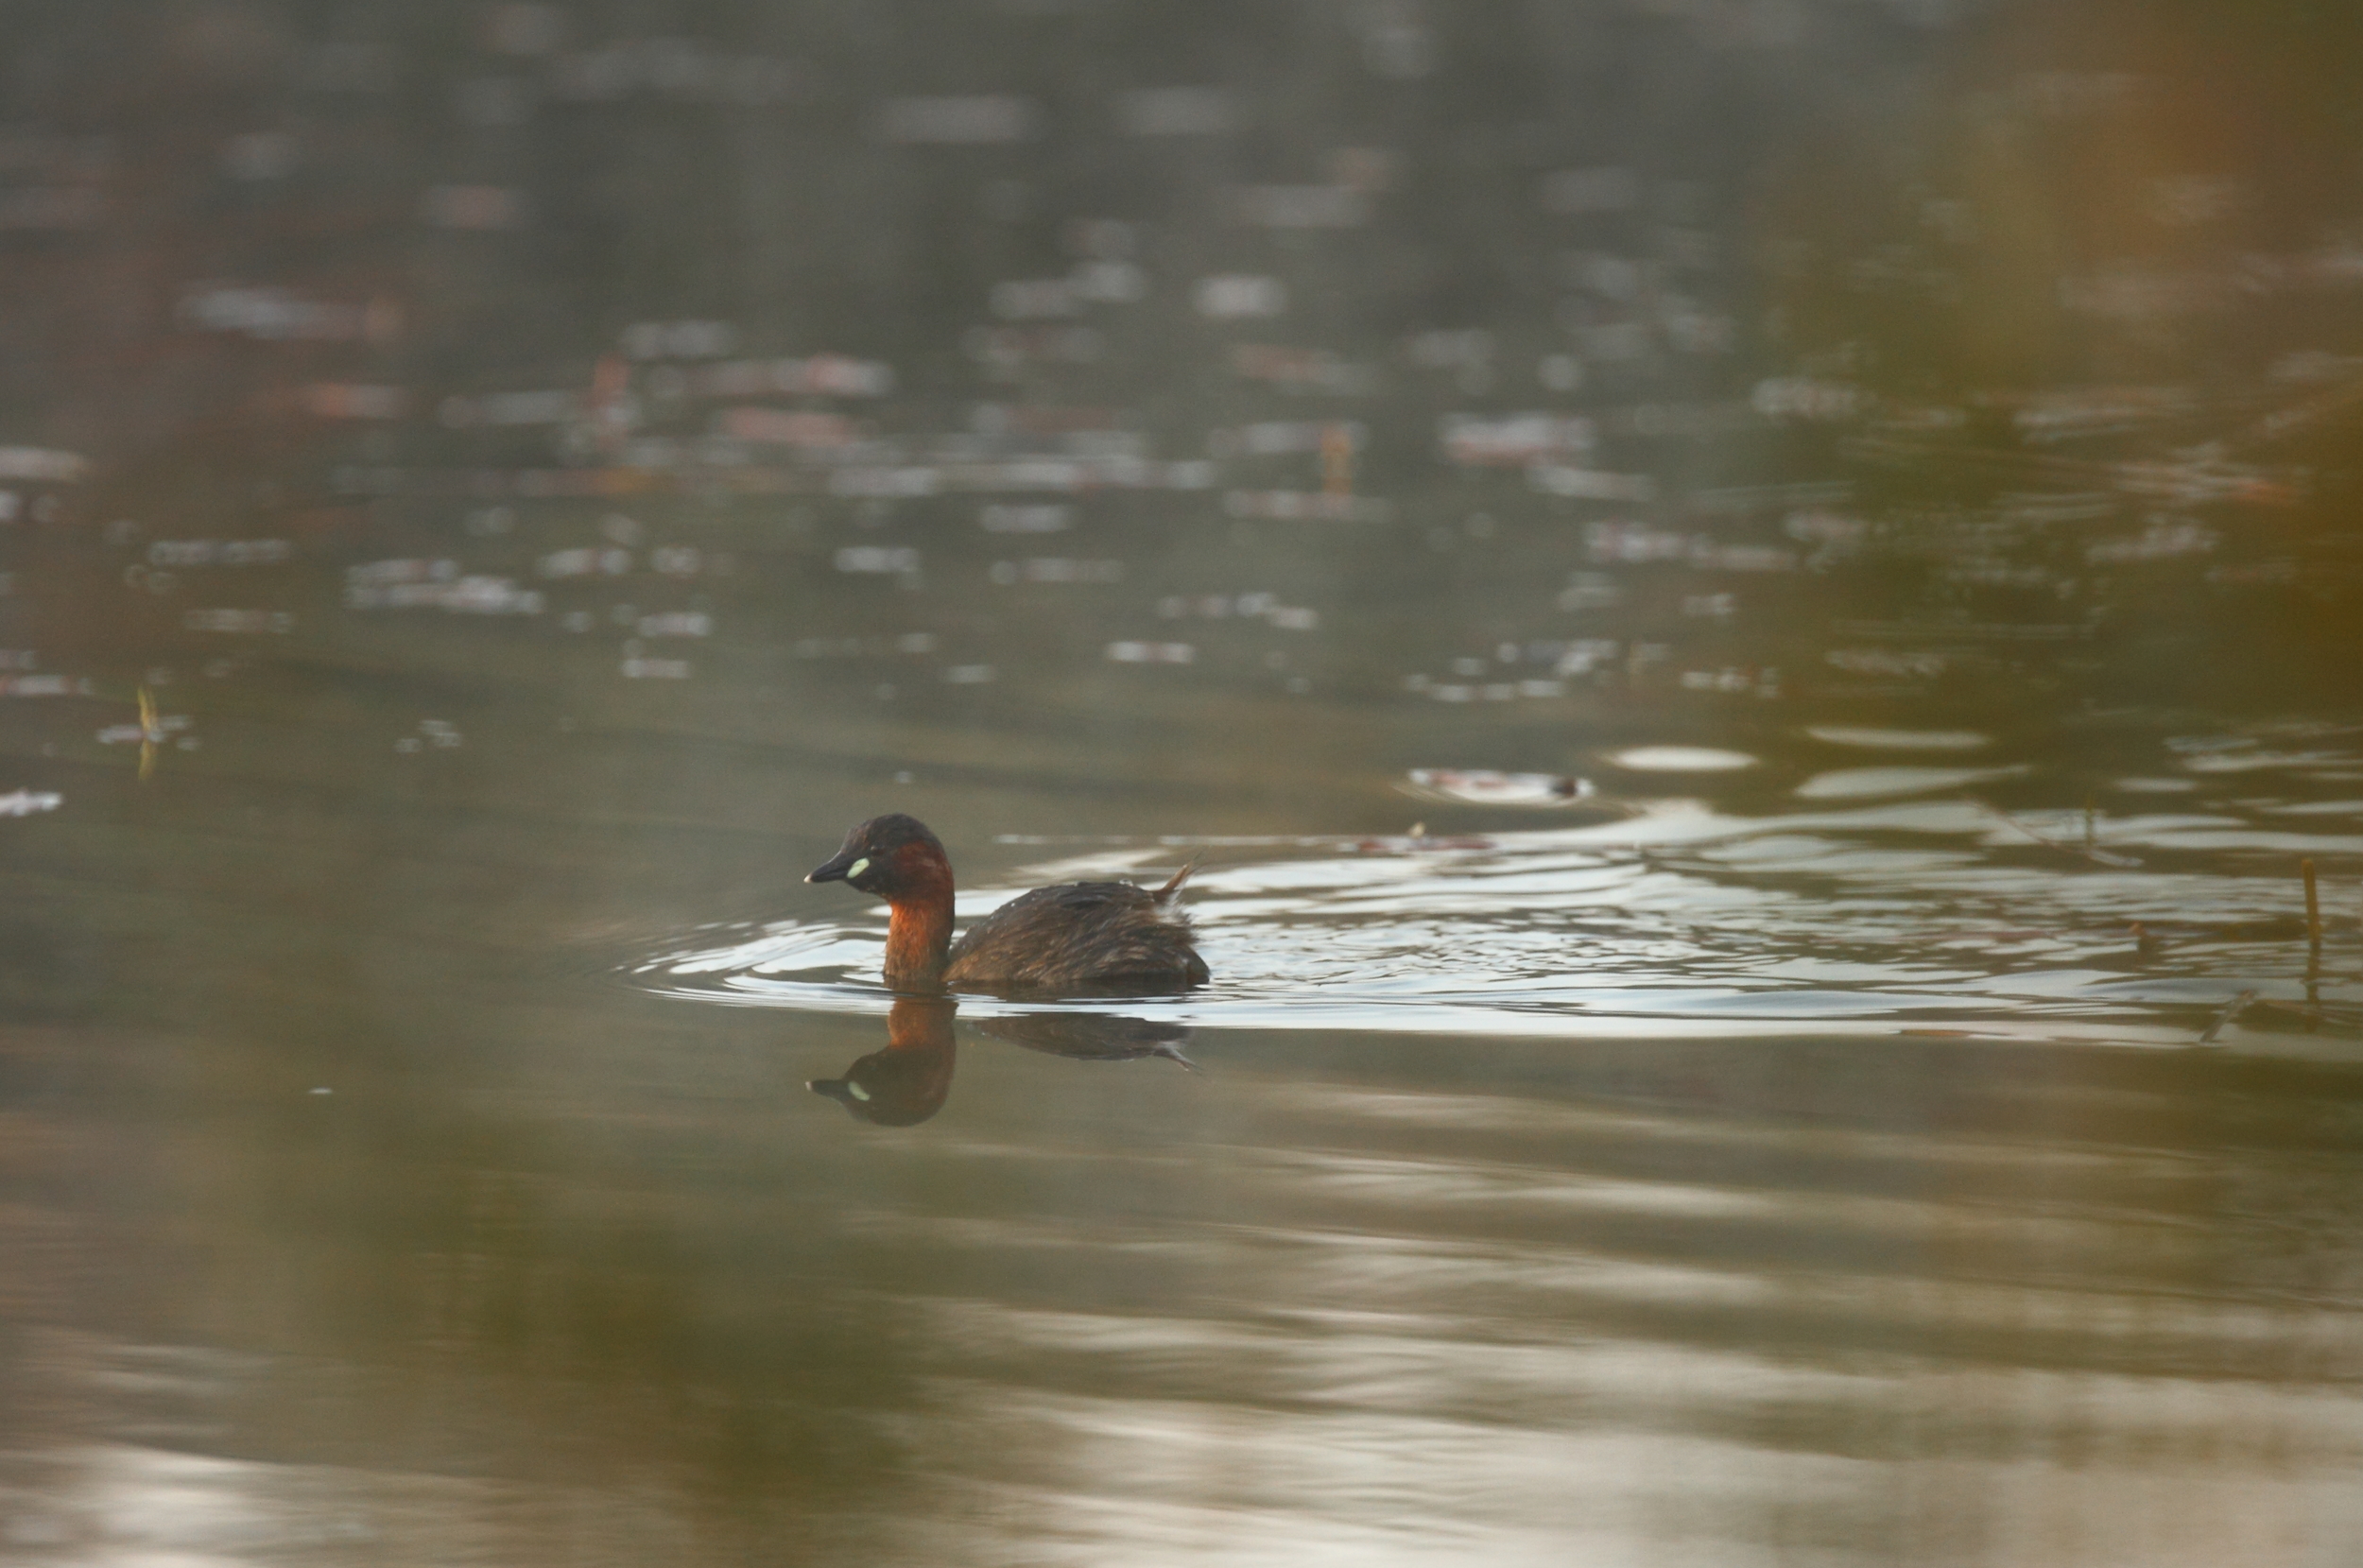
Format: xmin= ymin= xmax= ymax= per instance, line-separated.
xmin=6 ymin=4 xmax=2363 ymax=1563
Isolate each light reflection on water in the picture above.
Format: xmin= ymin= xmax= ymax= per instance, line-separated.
xmin=645 ymin=783 xmax=2361 ymax=1052
xmin=13 ymin=1018 xmax=2363 ymax=1566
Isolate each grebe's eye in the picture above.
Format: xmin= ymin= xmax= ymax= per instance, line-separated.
xmin=847 ymin=856 xmax=871 ymax=879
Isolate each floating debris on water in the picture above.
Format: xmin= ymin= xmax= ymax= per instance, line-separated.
xmin=1971 ymin=797 xmax=2144 ymax=867
xmin=2196 ymin=990 xmax=2260 ymax=1046
xmin=1403 ymin=769 xmax=1597 ymax=807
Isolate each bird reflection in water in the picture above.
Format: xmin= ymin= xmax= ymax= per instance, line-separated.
xmin=809 ymin=997 xmax=1194 ymax=1127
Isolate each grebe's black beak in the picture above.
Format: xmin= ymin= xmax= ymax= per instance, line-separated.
xmin=806 ymin=849 xmax=858 ymax=884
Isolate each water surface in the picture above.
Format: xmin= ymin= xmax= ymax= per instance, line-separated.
xmin=5 ymin=3 xmax=2363 ymax=1563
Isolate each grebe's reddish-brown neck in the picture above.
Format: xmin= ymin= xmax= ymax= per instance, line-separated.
xmin=881 ymin=838 xmax=957 ymax=991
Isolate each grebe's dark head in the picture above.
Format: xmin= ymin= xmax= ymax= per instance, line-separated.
xmin=806 ymin=813 xmax=950 ymax=900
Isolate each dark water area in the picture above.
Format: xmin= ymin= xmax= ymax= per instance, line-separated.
xmin=5 ymin=3 xmax=2363 ymax=1562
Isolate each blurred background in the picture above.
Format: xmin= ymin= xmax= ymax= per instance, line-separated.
xmin=3 ymin=3 xmax=2361 ymax=1563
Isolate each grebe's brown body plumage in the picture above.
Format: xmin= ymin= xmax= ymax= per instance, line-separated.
xmin=807 ymin=814 xmax=1208 ymax=994
xmin=943 ymin=871 xmax=1207 ymax=991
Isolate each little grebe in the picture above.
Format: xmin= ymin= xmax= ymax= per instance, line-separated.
xmin=807 ymin=813 xmax=1209 ymax=993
